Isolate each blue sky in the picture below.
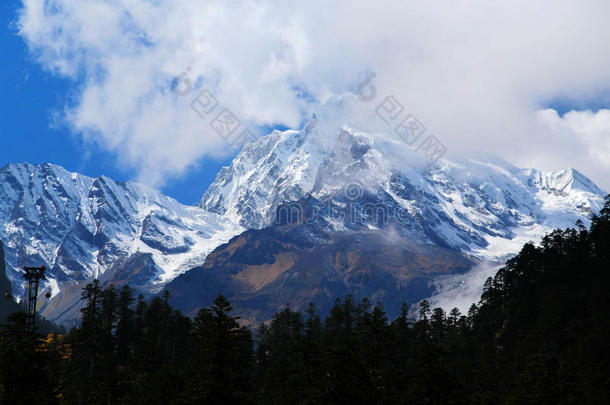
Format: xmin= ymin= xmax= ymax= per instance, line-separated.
xmin=0 ymin=2 xmax=231 ymax=204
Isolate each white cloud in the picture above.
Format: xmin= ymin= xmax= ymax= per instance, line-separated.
xmin=17 ymin=0 xmax=610 ymax=189
xmin=536 ymin=109 xmax=610 ymax=189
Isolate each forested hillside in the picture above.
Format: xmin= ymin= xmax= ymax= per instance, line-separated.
xmin=1 ymin=196 xmax=609 ymax=404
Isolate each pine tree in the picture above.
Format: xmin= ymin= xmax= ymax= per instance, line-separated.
xmin=187 ymin=295 xmax=254 ymax=403
xmin=116 ymin=285 xmax=135 ymax=363
xmin=0 ymin=312 xmax=58 ymax=404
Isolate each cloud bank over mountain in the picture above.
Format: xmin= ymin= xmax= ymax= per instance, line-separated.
xmin=17 ymin=0 xmax=610 ymax=188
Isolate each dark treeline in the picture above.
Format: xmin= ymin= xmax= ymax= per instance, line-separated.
xmin=1 ymin=196 xmax=610 ymax=404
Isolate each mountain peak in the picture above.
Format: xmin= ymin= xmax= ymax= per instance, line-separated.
xmin=527 ymin=166 xmax=605 ymax=196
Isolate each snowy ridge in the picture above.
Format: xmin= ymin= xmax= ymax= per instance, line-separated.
xmin=0 ymin=163 xmax=242 ymax=318
xmin=201 ymin=119 xmax=605 ymax=262
xmin=201 ymin=119 xmax=327 ymax=228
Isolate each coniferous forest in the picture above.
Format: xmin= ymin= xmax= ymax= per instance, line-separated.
xmin=1 ymin=197 xmax=610 ymax=404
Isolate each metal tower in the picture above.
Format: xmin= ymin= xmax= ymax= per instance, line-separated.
xmin=23 ymin=266 xmax=46 ymax=333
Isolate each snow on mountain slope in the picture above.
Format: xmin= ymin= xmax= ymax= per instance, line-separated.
xmin=201 ymin=118 xmax=605 ymax=263
xmin=0 ymin=163 xmax=242 ymax=322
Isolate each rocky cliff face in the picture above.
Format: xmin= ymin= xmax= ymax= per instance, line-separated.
xmin=165 ymin=221 xmax=473 ymax=325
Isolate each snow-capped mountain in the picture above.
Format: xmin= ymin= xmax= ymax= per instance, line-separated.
xmin=164 ymin=117 xmax=607 ymax=323
xmin=0 ymin=116 xmax=605 ymax=325
xmin=200 ymin=117 xmax=605 ymax=262
xmin=0 ymin=163 xmax=242 ymax=323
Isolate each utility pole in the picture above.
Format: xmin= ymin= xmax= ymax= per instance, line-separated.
xmin=23 ymin=266 xmax=46 ymax=333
